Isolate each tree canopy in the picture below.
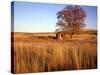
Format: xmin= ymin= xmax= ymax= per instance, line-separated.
xmin=56 ymin=5 xmax=86 ymax=38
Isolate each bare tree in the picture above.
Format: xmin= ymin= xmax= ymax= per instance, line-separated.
xmin=56 ymin=5 xmax=86 ymax=38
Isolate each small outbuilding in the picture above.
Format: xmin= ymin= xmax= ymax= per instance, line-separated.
xmin=56 ymin=31 xmax=67 ymax=40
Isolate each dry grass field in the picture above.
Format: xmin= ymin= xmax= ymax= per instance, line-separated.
xmin=11 ymin=30 xmax=97 ymax=73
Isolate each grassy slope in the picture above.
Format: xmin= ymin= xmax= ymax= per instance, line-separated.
xmin=11 ymin=31 xmax=97 ymax=73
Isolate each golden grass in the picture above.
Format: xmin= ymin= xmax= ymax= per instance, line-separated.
xmin=11 ymin=32 xmax=97 ymax=73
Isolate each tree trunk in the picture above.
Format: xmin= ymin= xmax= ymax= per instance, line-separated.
xmin=70 ymin=31 xmax=74 ymax=38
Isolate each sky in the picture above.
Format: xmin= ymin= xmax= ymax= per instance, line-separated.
xmin=12 ymin=1 xmax=97 ymax=32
